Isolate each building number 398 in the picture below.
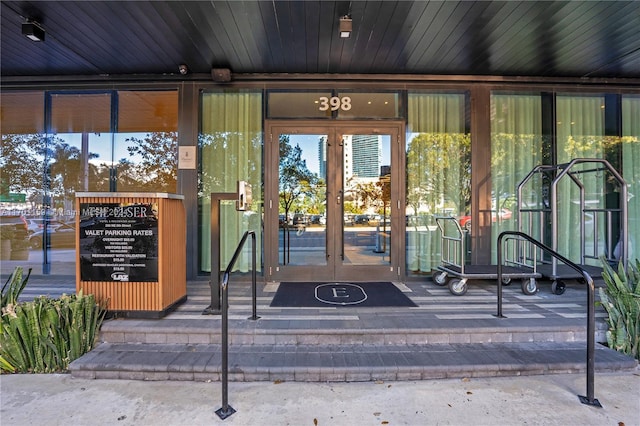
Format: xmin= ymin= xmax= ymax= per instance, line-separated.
xmin=318 ymin=96 xmax=352 ymax=111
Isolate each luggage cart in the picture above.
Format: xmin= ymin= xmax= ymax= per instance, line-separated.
xmin=517 ymin=158 xmax=628 ymax=294
xmin=432 ymin=216 xmax=541 ymax=296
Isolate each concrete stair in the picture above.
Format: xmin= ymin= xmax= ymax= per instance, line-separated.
xmin=69 ymin=279 xmax=638 ymax=382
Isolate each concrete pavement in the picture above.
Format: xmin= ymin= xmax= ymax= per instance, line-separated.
xmin=1 ymin=369 xmax=638 ymax=425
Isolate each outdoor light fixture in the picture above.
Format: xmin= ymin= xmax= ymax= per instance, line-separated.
xmin=211 ymin=68 xmax=231 ymax=82
xmin=178 ymin=64 xmax=188 ymax=75
xmin=339 ymin=15 xmax=352 ymax=38
xmin=22 ymin=20 xmax=45 ymax=42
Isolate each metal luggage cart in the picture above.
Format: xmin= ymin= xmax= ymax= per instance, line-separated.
xmin=432 ymin=216 xmax=541 ymax=296
xmin=517 ymin=158 xmax=628 ymax=295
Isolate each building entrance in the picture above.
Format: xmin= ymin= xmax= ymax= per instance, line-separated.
xmin=265 ymin=122 xmax=404 ymax=282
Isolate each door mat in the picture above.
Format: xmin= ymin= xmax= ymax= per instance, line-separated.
xmin=270 ymin=282 xmax=417 ymax=308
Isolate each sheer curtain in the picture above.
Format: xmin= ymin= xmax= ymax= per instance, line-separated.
xmin=199 ymin=90 xmax=263 ymax=273
xmin=556 ymin=95 xmax=606 ymax=264
xmin=490 ymin=93 xmax=543 ymax=261
xmin=622 ymin=95 xmax=639 ymax=261
xmin=406 ymin=93 xmax=469 ymax=274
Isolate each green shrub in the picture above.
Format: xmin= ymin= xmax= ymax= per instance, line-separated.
xmin=0 ymin=267 xmax=107 ymax=373
xmin=599 ymin=259 xmax=640 ymax=361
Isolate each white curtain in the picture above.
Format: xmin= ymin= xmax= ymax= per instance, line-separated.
xmin=622 ymin=95 xmax=640 ymax=261
xmin=199 ymin=91 xmax=263 ymax=273
xmin=556 ymin=95 xmax=606 ymax=265
xmin=406 ymin=93 xmax=468 ymax=274
xmin=490 ymin=94 xmax=543 ymax=261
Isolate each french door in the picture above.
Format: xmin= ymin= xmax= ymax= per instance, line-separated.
xmin=265 ymin=122 xmax=404 ymax=282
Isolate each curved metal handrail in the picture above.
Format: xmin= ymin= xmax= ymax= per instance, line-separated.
xmin=497 ymin=230 xmax=601 ymax=407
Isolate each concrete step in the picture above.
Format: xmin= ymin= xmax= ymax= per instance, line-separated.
xmin=98 ymin=317 xmax=596 ymax=346
xmin=69 ymin=341 xmax=638 ymax=382
xmin=69 ymin=279 xmax=634 ymax=382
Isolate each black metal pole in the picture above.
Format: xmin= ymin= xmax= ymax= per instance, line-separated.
xmin=215 ymin=230 xmax=257 ymax=419
xmin=205 ymin=193 xmax=237 ymax=315
xmin=249 ymin=232 xmax=260 ymax=320
xmin=495 ymin=232 xmax=504 ymax=318
xmin=215 ymin=271 xmax=235 ymax=420
xmin=497 ymin=231 xmax=601 ymax=407
xmin=579 ymin=274 xmax=600 ymax=407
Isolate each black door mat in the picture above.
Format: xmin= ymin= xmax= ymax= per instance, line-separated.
xmin=270 ymin=281 xmax=417 ymax=308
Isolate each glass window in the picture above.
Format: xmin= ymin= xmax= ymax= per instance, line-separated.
xmin=335 ymin=92 xmax=402 ymax=119
xmin=556 ymin=94 xmax=607 ymax=265
xmin=406 ymin=92 xmax=469 ymax=276
xmin=267 ymin=91 xmax=402 ymax=119
xmin=199 ymin=90 xmax=263 ymax=274
xmin=622 ymin=95 xmax=640 ymax=261
xmin=1 ymin=89 xmax=178 ymax=284
xmin=115 ymin=90 xmax=178 ymax=192
xmin=1 ymin=91 xmax=46 ymax=275
xmin=267 ymin=91 xmax=332 ymax=118
xmin=490 ymin=93 xmax=543 ymax=261
xmin=50 ymin=92 xmax=112 ymax=194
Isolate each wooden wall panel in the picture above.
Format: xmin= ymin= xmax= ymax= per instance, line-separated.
xmin=76 ymin=194 xmax=186 ymax=316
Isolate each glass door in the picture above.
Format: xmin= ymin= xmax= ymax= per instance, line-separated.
xmin=265 ymin=123 xmax=403 ymax=282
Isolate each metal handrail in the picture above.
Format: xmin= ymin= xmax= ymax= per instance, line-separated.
xmin=216 ymin=230 xmax=258 ymax=420
xmin=497 ymin=230 xmax=601 ymax=407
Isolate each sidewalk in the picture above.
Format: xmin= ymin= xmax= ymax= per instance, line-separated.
xmin=1 ymin=370 xmax=638 ymax=425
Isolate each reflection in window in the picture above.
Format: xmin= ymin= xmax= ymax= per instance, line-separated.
xmin=50 ymin=93 xmax=112 ymax=209
xmin=622 ymin=95 xmax=639 ymax=261
xmin=199 ymin=90 xmax=263 ymax=274
xmin=1 ymin=91 xmax=46 ymax=208
xmin=406 ymin=93 xmax=469 ymax=275
xmin=490 ymin=93 xmax=543 ymax=262
xmin=556 ymin=95 xmax=607 ymax=264
xmin=0 ymin=92 xmax=46 ymax=268
xmin=116 ymin=91 xmax=178 ymax=193
xmin=0 ymin=89 xmax=178 ymax=281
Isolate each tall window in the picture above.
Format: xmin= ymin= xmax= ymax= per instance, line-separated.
xmin=0 ymin=89 xmax=178 ymax=280
xmin=50 ymin=93 xmax=113 ymax=205
xmin=199 ymin=90 xmax=263 ymax=274
xmin=406 ymin=93 xmax=469 ymax=275
xmin=490 ymin=93 xmax=543 ymax=261
xmin=622 ymin=95 xmax=640 ymax=260
xmin=1 ymin=92 xmax=46 ymax=271
xmin=1 ymin=91 xmax=46 ymax=209
xmin=556 ymin=94 xmax=607 ymax=264
xmin=115 ymin=91 xmax=178 ymax=192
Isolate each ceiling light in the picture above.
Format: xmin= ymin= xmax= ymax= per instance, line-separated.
xmin=339 ymin=15 xmax=352 ymax=38
xmin=211 ymin=68 xmax=232 ymax=82
xmin=22 ymin=21 xmax=45 ymax=42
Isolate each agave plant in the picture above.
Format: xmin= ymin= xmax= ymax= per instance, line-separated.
xmin=599 ymin=258 xmax=640 ymax=360
xmin=1 ymin=266 xmax=31 ymax=308
xmin=0 ymin=267 xmax=106 ymax=373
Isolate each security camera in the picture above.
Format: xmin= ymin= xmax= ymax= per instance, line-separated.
xmin=179 ymin=64 xmax=188 ymax=75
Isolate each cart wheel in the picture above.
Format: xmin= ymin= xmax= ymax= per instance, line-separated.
xmin=448 ymin=279 xmax=468 ymax=296
xmin=521 ymin=278 xmax=538 ymax=295
xmin=432 ymin=271 xmax=448 ymax=286
xmin=551 ymin=280 xmax=566 ymax=295
xmin=501 ymin=276 xmax=512 ymax=286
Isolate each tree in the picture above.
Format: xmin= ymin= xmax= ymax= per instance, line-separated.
xmin=278 ymin=135 xmax=317 ymax=222
xmin=125 ymin=132 xmax=178 ymax=192
xmin=0 ymin=134 xmax=46 ymax=199
xmin=406 ymin=132 xmax=471 ymax=216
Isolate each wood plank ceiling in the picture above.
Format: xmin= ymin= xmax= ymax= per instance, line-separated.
xmin=1 ymin=1 xmax=639 ymax=79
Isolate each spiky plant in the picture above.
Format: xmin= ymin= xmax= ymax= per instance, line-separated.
xmin=599 ymin=259 xmax=640 ymax=360
xmin=1 ymin=267 xmax=107 ymax=373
